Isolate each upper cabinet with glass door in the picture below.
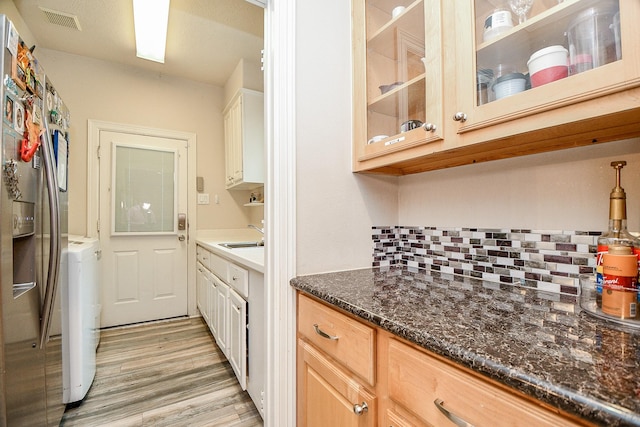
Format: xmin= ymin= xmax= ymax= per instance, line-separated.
xmin=352 ymin=0 xmax=640 ymax=175
xmin=452 ymin=0 xmax=640 ymax=150
xmin=352 ymin=0 xmax=445 ymax=174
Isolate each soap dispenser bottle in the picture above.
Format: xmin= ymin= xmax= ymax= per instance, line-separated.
xmin=596 ymin=161 xmax=639 ymax=307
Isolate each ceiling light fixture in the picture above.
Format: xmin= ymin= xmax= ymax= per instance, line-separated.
xmin=132 ymin=0 xmax=170 ymax=63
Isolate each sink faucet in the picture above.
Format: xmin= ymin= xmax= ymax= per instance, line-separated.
xmin=248 ymin=224 xmax=265 ymax=246
xmin=248 ymin=224 xmax=264 ymax=234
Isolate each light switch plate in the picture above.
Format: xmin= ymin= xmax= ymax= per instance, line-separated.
xmin=197 ymin=193 xmax=210 ymax=205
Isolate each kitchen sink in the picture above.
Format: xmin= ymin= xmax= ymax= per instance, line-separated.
xmin=219 ymin=241 xmax=264 ymax=249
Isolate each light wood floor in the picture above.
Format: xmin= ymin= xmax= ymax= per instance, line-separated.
xmin=60 ymin=317 xmax=263 ymax=427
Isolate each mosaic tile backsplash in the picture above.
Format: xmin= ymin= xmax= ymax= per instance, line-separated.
xmin=372 ymin=226 xmax=602 ymax=295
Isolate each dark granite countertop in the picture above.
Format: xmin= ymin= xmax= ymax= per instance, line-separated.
xmin=290 ymin=266 xmax=640 ymax=427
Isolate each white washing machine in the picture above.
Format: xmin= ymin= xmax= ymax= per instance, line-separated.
xmin=63 ymin=236 xmax=101 ymax=403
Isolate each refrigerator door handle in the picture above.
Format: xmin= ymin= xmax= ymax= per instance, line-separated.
xmin=39 ymin=114 xmax=61 ymax=349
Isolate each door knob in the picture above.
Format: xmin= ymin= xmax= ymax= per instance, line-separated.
xmin=178 ymin=235 xmax=185 ymax=241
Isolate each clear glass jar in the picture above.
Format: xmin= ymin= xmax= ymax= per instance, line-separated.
xmin=483 ymin=8 xmax=513 ymax=42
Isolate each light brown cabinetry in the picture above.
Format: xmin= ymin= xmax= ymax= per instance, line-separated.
xmin=386 ymin=337 xmax=585 ymax=426
xmin=298 ymin=293 xmax=376 ymax=385
xmin=297 ymin=294 xmax=377 ymax=427
xmin=298 ymin=340 xmax=377 ymax=427
xmin=352 ymin=0 xmax=640 ymax=175
xmin=352 ymin=0 xmax=445 ymax=172
xmin=382 ymin=408 xmax=418 ymax=427
xmin=296 ymin=292 xmax=591 ymax=427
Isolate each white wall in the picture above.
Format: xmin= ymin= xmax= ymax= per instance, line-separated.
xmin=224 ymin=58 xmax=264 ymax=106
xmin=0 ymin=0 xmax=35 ymax=45
xmin=293 ymin=1 xmax=640 ymax=277
xmin=34 ymin=48 xmax=255 ymax=235
xmin=295 ymin=1 xmax=398 ymax=275
xmin=398 ymin=139 xmax=640 ymax=232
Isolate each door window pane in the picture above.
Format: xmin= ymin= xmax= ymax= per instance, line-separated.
xmin=113 ymin=145 xmax=176 ymax=234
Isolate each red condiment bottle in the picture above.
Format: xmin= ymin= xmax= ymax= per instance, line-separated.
xmin=596 ymin=161 xmax=640 ymax=308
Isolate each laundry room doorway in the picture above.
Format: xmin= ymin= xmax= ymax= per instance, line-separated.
xmin=87 ymin=121 xmax=196 ymax=327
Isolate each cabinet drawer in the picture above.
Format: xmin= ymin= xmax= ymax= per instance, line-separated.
xmin=228 ymin=263 xmax=249 ymax=298
xmin=383 ymin=408 xmax=424 ymax=427
xmin=196 ymin=246 xmax=210 ymax=270
xmin=209 ymin=252 xmax=228 ymax=281
xmin=298 ymin=294 xmax=375 ymax=386
xmin=387 ymin=339 xmax=582 ymax=427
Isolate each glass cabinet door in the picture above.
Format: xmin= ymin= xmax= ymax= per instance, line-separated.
xmin=457 ymin=0 xmax=637 ymax=133
xmin=353 ymin=0 xmax=444 ymax=168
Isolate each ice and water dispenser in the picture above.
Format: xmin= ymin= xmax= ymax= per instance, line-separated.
xmin=4 ymin=129 xmax=40 ymax=300
xmin=12 ymin=201 xmax=36 ymax=297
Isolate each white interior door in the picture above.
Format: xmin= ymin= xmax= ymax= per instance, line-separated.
xmin=99 ymin=131 xmax=188 ymax=327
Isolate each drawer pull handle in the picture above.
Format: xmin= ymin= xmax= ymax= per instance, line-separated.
xmin=434 ymin=399 xmax=474 ymax=427
xmin=313 ymin=324 xmax=339 ymax=340
xmin=353 ymin=401 xmax=368 ymax=415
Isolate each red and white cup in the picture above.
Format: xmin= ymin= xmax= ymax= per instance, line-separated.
xmin=527 ymin=45 xmax=569 ymax=88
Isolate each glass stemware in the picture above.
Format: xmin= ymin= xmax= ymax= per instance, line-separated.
xmin=508 ymin=0 xmax=534 ymax=24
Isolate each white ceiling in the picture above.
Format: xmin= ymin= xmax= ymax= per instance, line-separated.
xmin=11 ymin=0 xmax=264 ymax=86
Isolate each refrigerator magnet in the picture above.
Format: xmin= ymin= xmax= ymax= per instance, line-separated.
xmin=35 ymin=80 xmax=44 ymax=99
xmin=4 ymin=96 xmax=14 ymax=125
xmin=6 ymin=22 xmax=19 ymax=56
xmin=11 ymin=56 xmax=26 ymax=91
xmin=32 ymin=103 xmax=42 ymax=125
xmin=46 ymin=91 xmax=53 ymax=111
xmin=13 ymin=102 xmax=24 ymax=134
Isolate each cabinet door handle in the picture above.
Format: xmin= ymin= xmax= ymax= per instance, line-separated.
xmin=422 ymin=122 xmax=437 ymax=132
xmin=434 ymin=399 xmax=474 ymax=427
xmin=353 ymin=401 xmax=368 ymax=415
xmin=313 ymin=324 xmax=339 ymax=340
xmin=452 ymin=112 xmax=467 ymax=122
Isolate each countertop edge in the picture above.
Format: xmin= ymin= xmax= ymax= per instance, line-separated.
xmin=196 ymin=230 xmax=264 ymax=273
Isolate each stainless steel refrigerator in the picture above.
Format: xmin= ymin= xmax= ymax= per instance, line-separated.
xmin=1 ymin=15 xmax=70 ymax=426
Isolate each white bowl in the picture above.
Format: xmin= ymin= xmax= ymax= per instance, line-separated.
xmin=392 ymin=6 xmax=405 ymax=18
xmin=367 ymin=135 xmax=389 ymax=144
xmin=492 ymin=73 xmax=526 ymax=100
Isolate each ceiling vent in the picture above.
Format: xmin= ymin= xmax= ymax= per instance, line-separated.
xmin=39 ymin=7 xmax=82 ymax=31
